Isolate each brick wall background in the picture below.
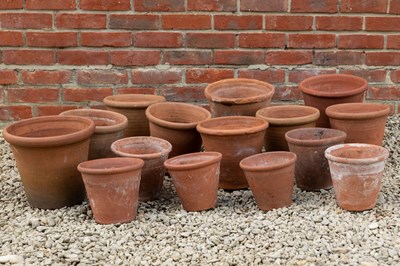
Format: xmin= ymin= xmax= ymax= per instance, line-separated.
xmin=0 ymin=0 xmax=400 ymax=125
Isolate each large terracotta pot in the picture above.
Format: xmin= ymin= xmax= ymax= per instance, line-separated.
xmin=325 ymin=143 xmax=389 ymax=211
xmin=196 ymin=116 xmax=268 ymax=190
xmin=3 ymin=115 xmax=95 ymax=209
xmin=164 ymin=152 xmax=222 ymax=212
xmin=204 ymin=78 xmax=275 ymax=117
xmin=146 ymin=102 xmax=211 ymax=158
xmin=103 ymin=94 xmax=166 ymax=137
xmin=78 ymin=157 xmax=144 ymax=224
xmin=256 ymin=105 xmax=320 ymax=151
xmin=325 ymin=103 xmax=391 ymax=146
xmin=60 ymin=109 xmax=128 ymax=160
xmin=285 ymin=127 xmax=347 ymax=191
xmin=240 ymin=152 xmax=296 ymax=211
xmin=299 ymin=74 xmax=368 ymax=128
xmin=111 ymin=136 xmax=172 ymax=201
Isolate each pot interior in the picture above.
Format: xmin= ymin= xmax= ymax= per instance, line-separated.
xmin=107 ymin=94 xmax=161 ymax=103
xmin=329 ymin=145 xmax=385 ymax=160
xmin=242 ymin=153 xmax=295 ymax=168
xmin=80 ymin=158 xmax=135 ymax=171
xmin=287 ymin=128 xmax=343 ymax=141
xmin=328 ymin=103 xmax=389 ymax=115
xmin=113 ymin=138 xmax=171 ymax=155
xmin=62 ymin=110 xmax=124 ymax=127
xmin=200 ymin=117 xmax=265 ymax=131
xmin=167 ymin=153 xmax=219 ymax=166
xmin=259 ymin=107 xmax=316 ymax=119
xmin=149 ymin=105 xmax=209 ymax=124
xmin=303 ymin=77 xmax=365 ymax=94
xmin=210 ymin=85 xmax=269 ymax=99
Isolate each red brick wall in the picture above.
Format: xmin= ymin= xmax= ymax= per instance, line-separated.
xmin=1 ymin=0 xmax=400 ymax=124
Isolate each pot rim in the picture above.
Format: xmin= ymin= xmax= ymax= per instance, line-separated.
xmin=285 ymin=127 xmax=347 ymax=147
xmin=60 ymin=109 xmax=128 ymax=134
xmin=204 ymin=78 xmax=275 ymax=104
xmin=77 ymin=157 xmax=144 ymax=175
xmin=256 ymin=105 xmax=320 ymax=126
xmin=325 ymin=103 xmax=391 ymax=120
xmin=103 ymin=94 xmax=165 ymax=109
xmin=196 ymin=116 xmax=268 ymax=136
xmin=3 ymin=115 xmax=95 ymax=148
xmin=325 ymin=143 xmax=389 ymax=165
xmin=146 ymin=102 xmax=211 ymax=130
xmin=164 ymin=151 xmax=222 ymax=171
xmin=299 ymin=74 xmax=368 ymax=98
xmin=239 ymin=151 xmax=297 ymax=172
xmin=111 ymin=136 xmax=172 ymax=160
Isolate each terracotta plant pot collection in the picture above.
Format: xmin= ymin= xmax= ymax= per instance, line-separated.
xmin=2 ymin=74 xmax=393 ymax=222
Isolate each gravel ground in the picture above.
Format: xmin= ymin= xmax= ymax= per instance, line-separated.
xmin=0 ymin=116 xmax=399 ymax=266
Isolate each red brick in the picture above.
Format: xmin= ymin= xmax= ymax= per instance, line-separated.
xmin=56 ymin=13 xmax=106 ymax=29
xmin=22 ymin=70 xmax=72 ymax=85
xmin=266 ymin=51 xmax=313 ymax=65
xmin=37 ymin=105 xmax=81 ymax=116
xmin=0 ymin=13 xmax=52 ymax=29
xmin=134 ymin=0 xmax=184 ymax=11
xmin=80 ymin=0 xmax=130 ymax=10
xmin=132 ymin=69 xmax=182 ymax=84
xmin=390 ymin=70 xmax=400 ymax=83
xmin=291 ymin=0 xmax=338 ymax=13
xmin=163 ymin=50 xmax=212 ymax=65
xmin=0 ymin=31 xmax=23 ymax=46
xmin=266 ymin=15 xmax=313 ymax=31
xmin=8 ymin=88 xmax=59 ymax=103
xmin=0 ymin=0 xmax=23 ymax=9
xmin=26 ymin=32 xmax=78 ymax=47
xmin=64 ymin=88 xmax=113 ymax=102
xmin=0 ymin=106 xmax=32 ymax=121
xmin=314 ymin=51 xmax=362 ymax=66
xmin=4 ymin=50 xmax=55 ymax=65
xmin=187 ymin=33 xmax=235 ymax=48
xmin=134 ymin=32 xmax=183 ymax=48
xmin=110 ymin=14 xmax=159 ymax=30
xmin=338 ymin=34 xmax=384 ymax=49
xmin=387 ymin=35 xmax=400 ymax=49
xmin=390 ymin=0 xmax=400 ymax=13
xmin=316 ymin=16 xmax=363 ymax=31
xmin=215 ymin=50 xmax=264 ymax=65
xmin=238 ymin=69 xmax=286 ymax=83
xmin=288 ymin=34 xmax=336 ymax=49
xmin=366 ymin=17 xmax=400 ymax=31
xmin=339 ymin=69 xmax=387 ymax=82
xmin=111 ymin=50 xmax=160 ymax=66
xmin=214 ymin=15 xmax=262 ymax=30
xmin=187 ymin=0 xmax=236 ymax=11
xmin=367 ymin=86 xmax=400 ymax=100
xmin=26 ymin=0 xmax=75 ymax=10
xmin=0 ymin=70 xmax=18 ymax=85
xmin=366 ymin=52 xmax=400 ymax=66
xmin=162 ymin=15 xmax=211 ymax=30
xmin=273 ymin=86 xmax=302 ymax=101
xmin=240 ymin=0 xmax=287 ymax=12
xmin=239 ymin=33 xmax=286 ymax=48
xmin=160 ymin=86 xmax=206 ymax=102
xmin=288 ymin=69 xmax=336 ymax=83
xmin=58 ymin=50 xmax=108 ymax=65
xmin=341 ymin=0 xmax=387 ymax=13
xmin=186 ymin=68 xmax=234 ymax=83
xmin=77 ymin=70 xmax=129 ymax=85
xmin=115 ymin=87 xmax=157 ymax=95
xmin=81 ymin=32 xmax=132 ymax=47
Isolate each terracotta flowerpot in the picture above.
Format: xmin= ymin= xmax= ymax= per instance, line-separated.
xmin=3 ymin=115 xmax=95 ymax=209
xmin=299 ymin=74 xmax=368 ymax=128
xmin=256 ymin=105 xmax=320 ymax=151
xmin=197 ymin=116 xmax=268 ymax=190
xmin=164 ymin=152 xmax=222 ymax=211
xmin=240 ymin=152 xmax=296 ymax=211
xmin=325 ymin=103 xmax=391 ymax=146
xmin=325 ymin=143 xmax=389 ymax=211
xmin=77 ymin=157 xmax=144 ymax=224
xmin=146 ymin=102 xmax=211 ymax=158
xmin=204 ymin=78 xmax=275 ymax=117
xmin=103 ymin=94 xmax=166 ymax=137
xmin=285 ymin=128 xmax=347 ymax=191
xmin=60 ymin=109 xmax=128 ymax=160
xmin=111 ymin=136 xmax=172 ymax=201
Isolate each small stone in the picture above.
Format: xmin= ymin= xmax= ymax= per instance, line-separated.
xmin=368 ymin=222 xmax=379 ymax=230
xmin=0 ymin=255 xmax=24 ymax=264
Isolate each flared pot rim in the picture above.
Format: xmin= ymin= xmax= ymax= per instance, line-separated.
xmin=196 ymin=116 xmax=268 ymax=136
xmin=78 ymin=157 xmax=144 ymax=175
xmin=240 ymin=151 xmax=297 ymax=172
xmin=111 ymin=136 xmax=172 ymax=160
xmin=325 ymin=143 xmax=389 ymax=165
xmin=164 ymin=151 xmax=222 ymax=171
xmin=256 ymin=105 xmax=320 ymax=126
xmin=103 ymin=94 xmax=166 ymax=108
xmin=325 ymin=103 xmax=391 ymax=120
xmin=285 ymin=127 xmax=347 ymax=147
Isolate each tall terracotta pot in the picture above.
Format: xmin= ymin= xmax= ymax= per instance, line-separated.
xmin=3 ymin=115 xmax=95 ymax=209
xmin=196 ymin=116 xmax=268 ymax=190
xmin=111 ymin=136 xmax=172 ymax=201
xmin=164 ymin=152 xmax=222 ymax=212
xmin=78 ymin=157 xmax=144 ymax=224
xmin=325 ymin=103 xmax=391 ymax=146
xmin=146 ymin=102 xmax=211 ymax=158
xmin=103 ymin=94 xmax=166 ymax=137
xmin=325 ymin=143 xmax=389 ymax=211
xmin=285 ymin=127 xmax=347 ymax=191
xmin=299 ymin=74 xmax=368 ymax=128
xmin=60 ymin=109 xmax=128 ymax=160
xmin=204 ymin=78 xmax=275 ymax=117
xmin=256 ymin=105 xmax=320 ymax=151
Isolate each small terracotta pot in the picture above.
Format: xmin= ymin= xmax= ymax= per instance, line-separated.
xmin=256 ymin=105 xmax=320 ymax=151
xmin=164 ymin=152 xmax=222 ymax=212
xmin=325 ymin=143 xmax=389 ymax=211
xmin=204 ymin=78 xmax=275 ymax=117
xmin=285 ymin=127 xmax=347 ymax=191
xmin=77 ymin=157 xmax=144 ymax=224
xmin=300 ymin=74 xmax=368 ymax=128
xmin=240 ymin=152 xmax=296 ymax=211
xmin=111 ymin=136 xmax=172 ymax=201
xmin=325 ymin=103 xmax=391 ymax=146
xmin=197 ymin=116 xmax=268 ymax=190
xmin=146 ymin=102 xmax=211 ymax=158
xmin=3 ymin=115 xmax=95 ymax=209
xmin=60 ymin=109 xmax=128 ymax=160
xmin=103 ymin=94 xmax=166 ymax=137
